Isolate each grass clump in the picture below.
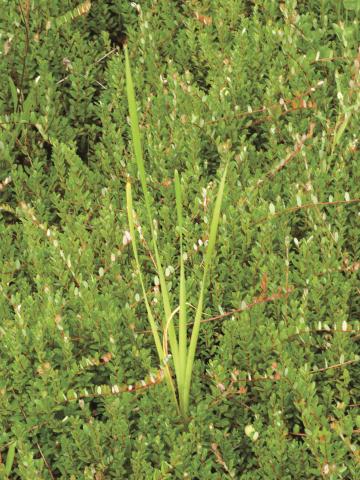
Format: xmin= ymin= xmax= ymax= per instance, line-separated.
xmin=125 ymin=46 xmax=228 ymax=419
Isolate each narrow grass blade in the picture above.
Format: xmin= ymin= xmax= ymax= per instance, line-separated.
xmin=124 ymin=45 xmax=152 ymax=225
xmin=126 ymin=182 xmax=179 ymax=411
xmin=152 ymin=242 xmax=180 ymax=371
xmin=126 ymin=182 xmax=163 ymax=359
xmin=183 ymin=164 xmax=228 ymax=414
xmin=124 ymin=46 xmax=180 ymax=377
xmin=174 ymin=170 xmax=187 ymax=411
xmin=202 ymin=164 xmax=228 ymax=280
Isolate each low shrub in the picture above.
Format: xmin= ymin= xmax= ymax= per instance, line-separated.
xmin=0 ymin=1 xmax=359 ymax=478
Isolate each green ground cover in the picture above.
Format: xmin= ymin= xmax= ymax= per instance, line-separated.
xmin=0 ymin=1 xmax=359 ymax=478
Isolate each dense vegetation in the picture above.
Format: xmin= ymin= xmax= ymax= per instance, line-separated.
xmin=0 ymin=1 xmax=359 ymax=478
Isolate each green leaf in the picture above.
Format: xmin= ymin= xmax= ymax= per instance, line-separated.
xmin=183 ymin=163 xmax=228 ymax=415
xmin=5 ymin=442 xmax=16 ymax=476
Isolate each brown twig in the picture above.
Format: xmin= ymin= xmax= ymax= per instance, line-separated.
xmin=211 ymin=443 xmax=235 ymax=479
xmin=56 ymin=47 xmax=118 ymax=85
xmin=310 ymin=56 xmax=350 ymax=65
xmin=61 ymin=368 xmax=165 ymax=404
xmin=204 ymin=81 xmax=323 ymax=127
xmin=309 ymin=359 xmax=358 ymax=374
xmin=252 ymin=198 xmax=360 ymax=226
xmin=35 ymin=441 xmax=55 ymax=480
xmin=256 ymin=122 xmax=315 ymax=188
xmin=136 ymin=287 xmax=294 ymax=334
xmin=289 ymin=428 xmax=360 ymax=442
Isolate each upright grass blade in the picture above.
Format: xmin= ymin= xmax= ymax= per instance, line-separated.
xmin=174 ymin=170 xmax=187 ymax=411
xmin=126 ymin=182 xmax=162 ymax=359
xmin=124 ymin=47 xmax=152 ymax=229
xmin=182 ymin=164 xmax=228 ymax=415
xmin=126 ymin=181 xmax=179 ymax=410
xmin=124 ymin=46 xmax=181 ymax=389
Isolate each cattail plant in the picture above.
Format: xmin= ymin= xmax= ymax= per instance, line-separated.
xmin=124 ymin=46 xmax=227 ymax=420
